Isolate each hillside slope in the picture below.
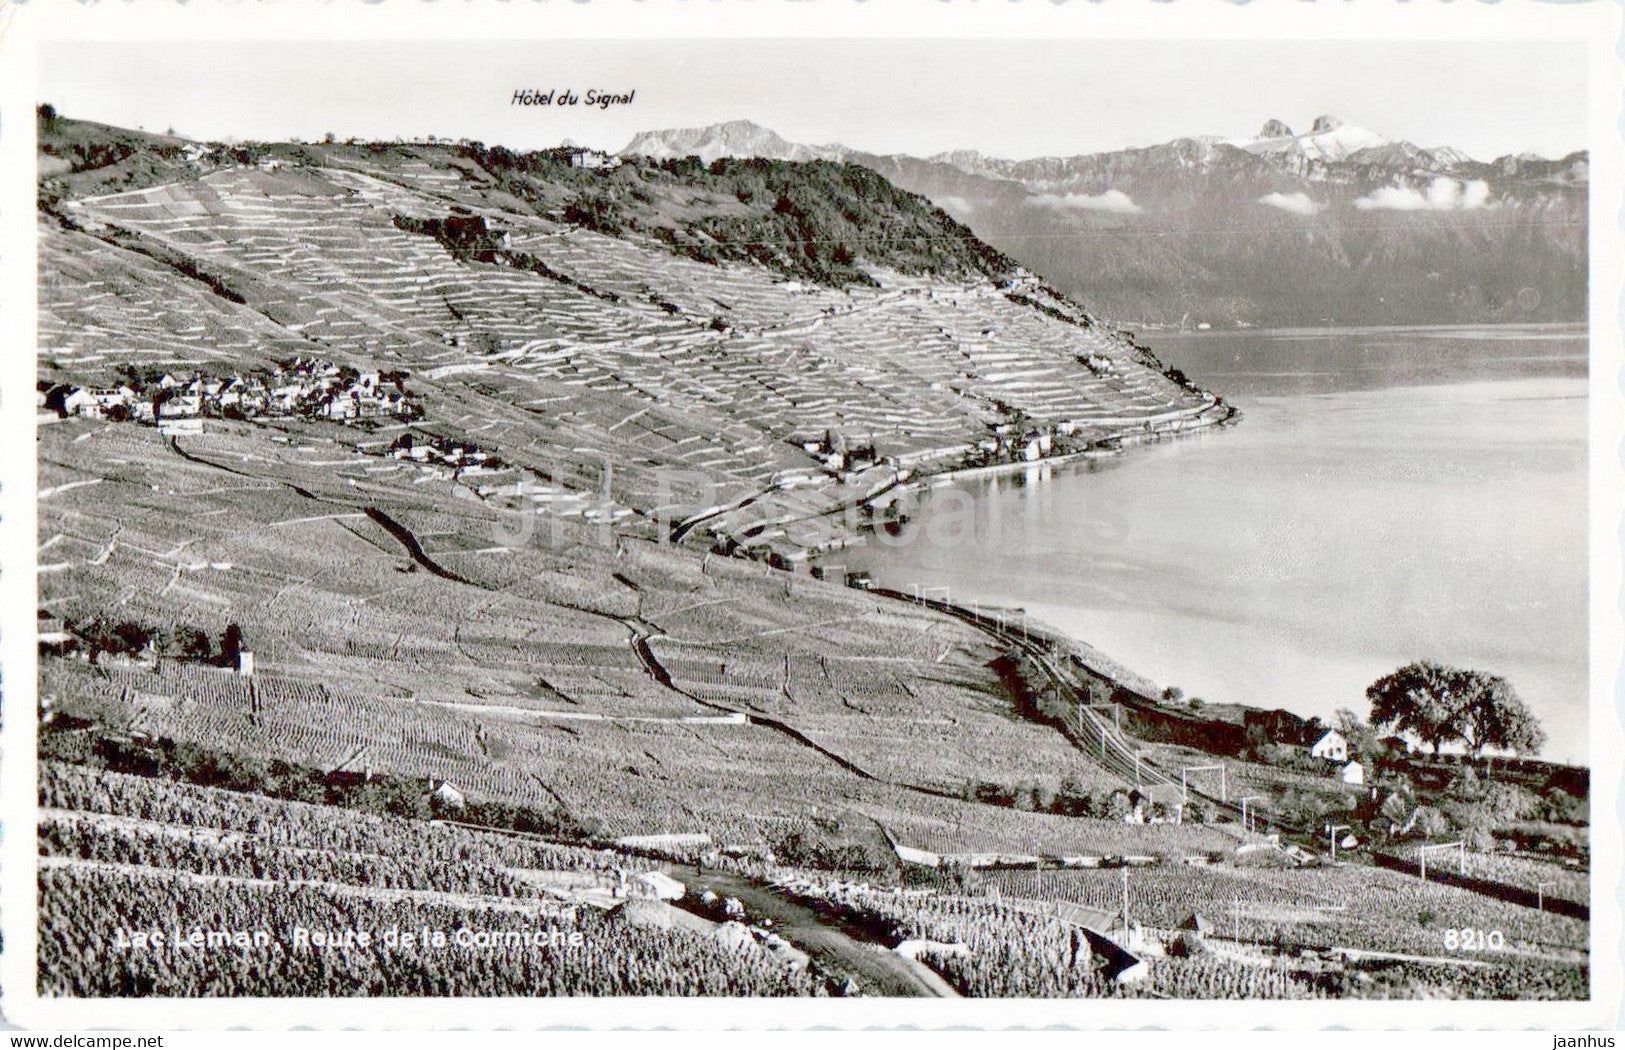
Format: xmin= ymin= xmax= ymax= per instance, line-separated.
xmin=38 ymin=115 xmax=1222 ymax=562
xmin=36 ymin=112 xmax=1229 ymax=843
xmin=33 ymin=114 xmax=1591 ymax=1002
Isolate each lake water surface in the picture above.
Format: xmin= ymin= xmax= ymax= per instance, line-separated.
xmin=837 ymin=325 xmax=1590 ymax=763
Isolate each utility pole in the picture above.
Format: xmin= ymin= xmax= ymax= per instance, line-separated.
xmin=1325 ymin=823 xmax=1352 ymax=863
xmin=1181 ymin=764 xmax=1227 ymax=804
xmin=1419 ymin=840 xmax=1466 ymax=882
xmin=1237 ymin=795 xmax=1263 ymax=834
xmin=1120 ymin=865 xmax=1130 ymax=932
xmin=1537 ymin=881 xmax=1555 ymax=913
xmin=1232 ymin=897 xmax=1240 ymax=943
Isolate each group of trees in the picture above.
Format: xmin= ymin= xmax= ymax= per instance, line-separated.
xmin=770 ymin=830 xmax=883 ymax=873
xmin=456 ymin=144 xmax=1015 ymax=290
xmin=39 ymin=724 xmax=597 ymax=841
xmin=1160 ymin=686 xmax=1206 ymax=712
xmin=955 ymin=776 xmax=1207 ymax=824
xmin=1365 ymin=661 xmax=1547 ymax=757
xmin=52 ymin=616 xmax=245 ymax=668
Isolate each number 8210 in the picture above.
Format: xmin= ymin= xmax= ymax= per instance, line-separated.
xmin=1443 ymin=928 xmax=1505 ymax=952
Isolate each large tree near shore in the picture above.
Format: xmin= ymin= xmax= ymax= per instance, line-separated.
xmin=1453 ymin=672 xmax=1546 ymax=756
xmin=1365 ymin=661 xmax=1545 ymax=757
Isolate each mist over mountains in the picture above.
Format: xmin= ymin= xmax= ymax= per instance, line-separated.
xmin=623 ymin=118 xmax=1587 ymax=327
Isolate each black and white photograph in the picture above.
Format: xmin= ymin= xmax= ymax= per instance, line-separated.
xmin=5 ymin=2 xmax=1621 ymax=1030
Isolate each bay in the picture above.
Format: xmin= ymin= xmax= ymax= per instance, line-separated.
xmin=838 ymin=324 xmax=1590 ymax=764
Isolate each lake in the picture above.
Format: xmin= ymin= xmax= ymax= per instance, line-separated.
xmin=835 ymin=324 xmax=1590 ymax=764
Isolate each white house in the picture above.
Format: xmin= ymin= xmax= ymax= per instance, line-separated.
xmin=159 ymin=417 xmax=205 ymax=436
xmin=1339 ymin=760 xmax=1365 ymax=786
xmin=1309 ymin=729 xmax=1349 ymax=763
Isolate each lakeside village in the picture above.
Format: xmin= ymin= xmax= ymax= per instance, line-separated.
xmin=798 ymin=352 xmax=1118 ymax=480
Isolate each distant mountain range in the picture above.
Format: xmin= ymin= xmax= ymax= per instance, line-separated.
xmin=622 ymin=118 xmax=1587 ymax=327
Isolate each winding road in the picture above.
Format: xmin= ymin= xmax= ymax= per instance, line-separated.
xmin=665 ymin=864 xmax=956 ymax=997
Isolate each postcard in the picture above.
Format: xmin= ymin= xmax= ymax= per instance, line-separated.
xmin=2 ymin=0 xmax=1619 ymax=1030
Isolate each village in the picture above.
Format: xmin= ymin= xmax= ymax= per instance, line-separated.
xmin=37 ymin=356 xmax=419 ymax=432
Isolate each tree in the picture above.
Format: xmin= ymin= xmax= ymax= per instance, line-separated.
xmin=1365 ymin=661 xmax=1545 ymax=757
xmin=1367 ymin=662 xmax=1462 ymax=753
xmin=1334 ymin=708 xmax=1381 ymax=761
xmin=1275 ymin=788 xmax=1328 ymax=828
xmin=220 ymin=622 xmax=244 ymax=664
xmin=157 ymin=624 xmax=213 ymax=662
xmin=1455 ymin=672 xmax=1546 ymax=756
xmin=1411 ymin=805 xmax=1448 ymax=838
xmin=1378 ymin=787 xmax=1414 ymax=835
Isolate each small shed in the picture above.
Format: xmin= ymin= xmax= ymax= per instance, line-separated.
xmin=426 ymin=779 xmax=466 ymax=810
xmin=1339 ymin=760 xmax=1365 ymax=785
xmin=1177 ymin=912 xmax=1211 ymax=935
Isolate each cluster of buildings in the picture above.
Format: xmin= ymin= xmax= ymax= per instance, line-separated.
xmin=1243 ymin=709 xmax=1367 ymax=785
xmin=387 ymin=432 xmax=500 ymax=472
xmin=799 ymin=429 xmax=881 ymax=477
xmin=40 ymin=357 xmax=419 ymax=430
xmin=1081 ymin=353 xmax=1117 ymax=377
xmin=969 ymin=422 xmax=1061 ymax=466
xmin=562 ymin=146 xmax=622 ymax=171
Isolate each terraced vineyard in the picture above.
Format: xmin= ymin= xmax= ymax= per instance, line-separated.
xmin=38 ymin=764 xmax=822 ymax=997
xmin=38 ymin=399 xmax=1147 ymax=862
xmin=41 ymin=127 xmax=1226 ymax=563
xmin=983 ymin=865 xmax=1588 ymax=960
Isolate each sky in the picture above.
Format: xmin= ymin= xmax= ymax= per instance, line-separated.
xmin=41 ymin=38 xmax=1588 ymax=161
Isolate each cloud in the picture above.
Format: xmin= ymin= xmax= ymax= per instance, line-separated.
xmin=1031 ymin=189 xmax=1143 ymax=214
xmin=934 ymin=196 xmax=974 ymax=214
xmin=1258 ymin=191 xmax=1325 ymax=216
xmin=1354 ymin=177 xmax=1494 ymax=212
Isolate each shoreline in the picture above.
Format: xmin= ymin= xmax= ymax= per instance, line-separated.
xmin=760 ymin=381 xmax=1588 ymax=779
xmin=765 ymin=396 xmax=1241 ymax=563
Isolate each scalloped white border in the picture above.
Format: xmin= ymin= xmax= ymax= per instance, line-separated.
xmin=2 ymin=0 xmax=1619 ymax=1030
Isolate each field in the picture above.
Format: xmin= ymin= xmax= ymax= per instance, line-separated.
xmin=981 ymin=864 xmax=1588 ymax=960
xmin=771 ymin=866 xmax=1585 ymax=1000
xmin=39 ymin=412 xmax=1156 ymax=862
xmin=38 ymin=764 xmax=822 ymax=997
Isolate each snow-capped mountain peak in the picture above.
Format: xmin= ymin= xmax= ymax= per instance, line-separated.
xmin=619 ymin=120 xmax=846 ymax=164
xmin=1229 ymin=115 xmax=1391 ymax=163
